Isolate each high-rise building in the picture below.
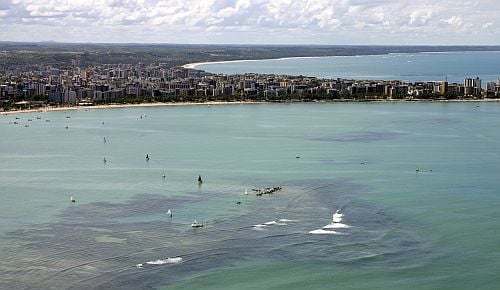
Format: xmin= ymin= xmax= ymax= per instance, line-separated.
xmin=440 ymin=81 xmax=448 ymax=95
xmin=473 ymin=77 xmax=481 ymax=95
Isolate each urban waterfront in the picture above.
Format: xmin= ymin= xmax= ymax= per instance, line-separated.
xmin=1 ymin=102 xmax=500 ymax=289
xmin=2 ymin=51 xmax=500 ymax=113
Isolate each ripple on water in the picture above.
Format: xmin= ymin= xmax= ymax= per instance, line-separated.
xmin=1 ymin=180 xmax=431 ymax=289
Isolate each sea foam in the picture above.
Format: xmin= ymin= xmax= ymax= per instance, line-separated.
xmin=136 ymin=257 xmax=182 ymax=268
xmin=323 ymin=222 xmax=350 ymax=229
xmin=309 ymin=229 xmax=340 ymax=235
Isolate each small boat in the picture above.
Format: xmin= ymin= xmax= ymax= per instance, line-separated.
xmin=24 ymin=124 xmax=29 ymax=127
xmin=296 ymin=154 xmax=300 ymax=159
xmin=103 ymin=137 xmax=106 ymax=143
xmin=70 ymin=196 xmax=76 ymax=203
xmin=191 ymin=219 xmax=203 ymax=228
xmin=416 ymin=167 xmax=420 ymax=172
xmin=66 ymin=116 xmax=71 ymax=119
xmin=198 ymin=175 xmax=203 ymax=183
xmin=167 ymin=209 xmax=172 ymax=217
xmin=103 ymin=157 xmax=107 ymax=163
xmin=332 ymin=209 xmax=343 ymax=223
xmin=162 ymin=171 xmax=166 ymax=178
xmin=65 ymin=124 xmax=69 ymax=129
xmin=244 ymin=189 xmax=248 ymax=195
xmin=36 ymin=117 xmax=41 ymax=120
xmin=146 ymin=154 xmax=149 ymax=161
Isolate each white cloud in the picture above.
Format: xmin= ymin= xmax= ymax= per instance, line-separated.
xmin=444 ymin=16 xmax=463 ymax=27
xmin=0 ymin=0 xmax=499 ymax=44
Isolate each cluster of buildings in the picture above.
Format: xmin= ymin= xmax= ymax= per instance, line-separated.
xmin=1 ymin=62 xmax=500 ymax=105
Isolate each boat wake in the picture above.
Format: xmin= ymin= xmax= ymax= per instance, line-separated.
xmin=252 ymin=219 xmax=297 ymax=230
xmin=308 ymin=229 xmax=341 ymax=235
xmin=322 ymin=222 xmax=350 ymax=229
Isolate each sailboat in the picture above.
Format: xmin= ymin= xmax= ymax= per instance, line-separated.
xmin=191 ymin=219 xmax=203 ymax=228
xmin=166 ymin=209 xmax=172 ymax=217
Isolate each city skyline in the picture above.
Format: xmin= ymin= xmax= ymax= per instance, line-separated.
xmin=0 ymin=0 xmax=499 ymax=45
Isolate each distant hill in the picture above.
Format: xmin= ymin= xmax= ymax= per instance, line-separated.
xmin=1 ymin=42 xmax=499 ymax=68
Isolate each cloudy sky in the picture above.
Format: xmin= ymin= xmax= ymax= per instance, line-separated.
xmin=0 ymin=0 xmax=498 ymax=44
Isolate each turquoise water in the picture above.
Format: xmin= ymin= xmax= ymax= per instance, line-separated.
xmin=193 ymin=51 xmax=500 ymax=84
xmin=1 ymin=102 xmax=500 ymax=289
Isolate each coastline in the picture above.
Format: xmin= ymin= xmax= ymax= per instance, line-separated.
xmin=0 ymin=101 xmax=265 ymax=115
xmin=182 ymin=50 xmax=500 ymax=70
xmin=182 ymin=56 xmax=329 ymax=69
xmin=2 ymin=99 xmax=500 ymax=116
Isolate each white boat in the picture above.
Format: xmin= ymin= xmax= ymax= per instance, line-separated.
xmin=70 ymin=196 xmax=76 ymax=203
xmin=332 ymin=209 xmax=343 ymax=223
xmin=167 ymin=209 xmax=172 ymax=217
xmin=191 ymin=219 xmax=203 ymax=228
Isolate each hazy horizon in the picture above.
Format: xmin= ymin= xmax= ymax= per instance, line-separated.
xmin=2 ymin=41 xmax=500 ymax=47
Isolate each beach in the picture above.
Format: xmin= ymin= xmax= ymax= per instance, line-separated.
xmin=0 ymin=101 xmax=266 ymax=115
xmin=3 ymin=98 xmax=500 ymax=116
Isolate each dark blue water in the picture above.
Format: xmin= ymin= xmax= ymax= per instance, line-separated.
xmin=192 ymin=51 xmax=500 ymax=84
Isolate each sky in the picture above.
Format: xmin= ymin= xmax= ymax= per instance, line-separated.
xmin=0 ymin=0 xmax=499 ymax=45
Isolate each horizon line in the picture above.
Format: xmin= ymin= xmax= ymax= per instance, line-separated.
xmin=1 ymin=41 xmax=500 ymax=47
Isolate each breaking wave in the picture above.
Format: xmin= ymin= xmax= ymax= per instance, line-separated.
xmin=309 ymin=229 xmax=340 ymax=235
xmin=136 ymin=257 xmax=182 ymax=268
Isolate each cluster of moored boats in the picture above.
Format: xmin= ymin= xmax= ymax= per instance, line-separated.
xmin=252 ymin=186 xmax=282 ymax=196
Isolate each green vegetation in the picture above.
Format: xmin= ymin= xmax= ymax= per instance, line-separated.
xmin=2 ymin=42 xmax=500 ymax=68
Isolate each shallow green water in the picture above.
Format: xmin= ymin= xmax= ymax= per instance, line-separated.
xmin=1 ymin=102 xmax=499 ymax=289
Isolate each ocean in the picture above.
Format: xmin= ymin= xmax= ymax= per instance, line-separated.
xmin=1 ymin=102 xmax=500 ymax=289
xmin=190 ymin=51 xmax=500 ymax=84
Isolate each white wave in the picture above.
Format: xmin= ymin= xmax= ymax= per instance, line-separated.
xmin=309 ymin=229 xmax=340 ymax=235
xmin=252 ymin=225 xmax=266 ymax=231
xmin=137 ymin=257 xmax=183 ymax=268
xmin=323 ymin=222 xmax=350 ymax=229
xmin=253 ymin=224 xmax=267 ymax=228
xmin=264 ymin=220 xmax=287 ymax=226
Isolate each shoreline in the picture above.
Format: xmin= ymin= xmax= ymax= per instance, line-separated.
xmin=2 ymin=99 xmax=500 ymax=116
xmin=183 ymin=56 xmax=330 ymax=69
xmin=182 ymin=50 xmax=500 ymax=70
xmin=0 ymin=101 xmax=264 ymax=115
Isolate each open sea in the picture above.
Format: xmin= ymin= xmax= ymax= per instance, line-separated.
xmin=1 ymin=102 xmax=500 ymax=289
xmin=191 ymin=51 xmax=500 ymax=84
